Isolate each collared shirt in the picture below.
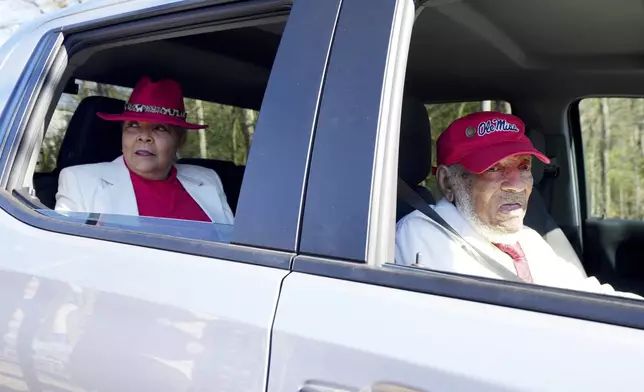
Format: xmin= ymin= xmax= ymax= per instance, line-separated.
xmin=127 ymin=160 xmax=211 ymax=223
xmin=395 ymin=198 xmax=641 ymax=299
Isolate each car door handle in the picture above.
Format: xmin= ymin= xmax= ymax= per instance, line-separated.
xmin=299 ymin=381 xmax=358 ymax=392
xmin=300 ymin=381 xmax=426 ymax=392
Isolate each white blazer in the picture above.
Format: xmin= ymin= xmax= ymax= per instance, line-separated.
xmin=54 ymin=156 xmax=234 ymax=225
xmin=395 ymin=198 xmax=641 ymax=299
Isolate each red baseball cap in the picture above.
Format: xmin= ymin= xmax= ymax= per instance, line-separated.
xmin=435 ymin=111 xmax=550 ymax=174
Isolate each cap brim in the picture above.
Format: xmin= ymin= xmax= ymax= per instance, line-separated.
xmin=97 ymin=112 xmax=208 ymax=130
xmin=458 ymin=141 xmax=550 ymax=174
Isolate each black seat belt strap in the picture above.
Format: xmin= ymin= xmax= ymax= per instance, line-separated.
xmin=397 ymin=179 xmax=521 ymax=283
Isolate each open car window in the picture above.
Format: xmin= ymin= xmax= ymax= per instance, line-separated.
xmin=579 ymin=97 xmax=644 ymax=220
xmin=1 ymin=0 xmax=322 ymax=257
xmin=39 ymin=80 xmax=258 ymax=173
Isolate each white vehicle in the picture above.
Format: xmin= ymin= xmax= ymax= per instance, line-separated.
xmin=0 ymin=0 xmax=643 ymax=391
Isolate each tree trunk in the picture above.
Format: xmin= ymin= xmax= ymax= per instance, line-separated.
xmin=636 ymin=122 xmax=644 ymax=218
xmin=587 ymin=122 xmax=597 ymax=217
xmin=457 ymin=102 xmax=467 ymax=118
xmin=195 ymin=100 xmax=207 ymax=158
xmin=241 ymin=109 xmax=256 ymax=151
xmin=491 ymin=100 xmax=510 ymax=113
xmin=599 ymin=98 xmax=611 ymax=216
xmin=620 ymin=184 xmax=625 ymax=219
xmin=96 ymin=83 xmax=109 ymax=97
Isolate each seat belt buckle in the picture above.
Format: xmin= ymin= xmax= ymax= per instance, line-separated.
xmin=543 ymin=157 xmax=559 ymax=178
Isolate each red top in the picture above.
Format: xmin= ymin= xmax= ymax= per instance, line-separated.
xmin=126 ymin=159 xmax=211 ymax=222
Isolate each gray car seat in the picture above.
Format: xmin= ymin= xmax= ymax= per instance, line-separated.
xmin=524 ymin=128 xmax=588 ymax=277
xmin=396 ymin=97 xmax=435 ymax=221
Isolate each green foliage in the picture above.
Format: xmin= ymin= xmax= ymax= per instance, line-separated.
xmin=37 ymin=112 xmax=69 ymax=172
xmin=580 ymin=98 xmax=644 ymax=219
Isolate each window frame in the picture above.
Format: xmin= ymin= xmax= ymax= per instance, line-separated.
xmin=0 ymin=0 xmax=343 ymax=268
xmin=298 ymin=0 xmax=411 ymax=263
xmin=569 ymin=99 xmax=590 ymax=222
xmin=570 ymin=96 xmax=644 ymax=223
xmin=293 ymin=0 xmax=644 ymax=329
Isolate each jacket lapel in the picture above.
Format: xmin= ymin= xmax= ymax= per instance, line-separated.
xmin=176 ymin=169 xmax=215 ymax=221
xmin=99 ymin=156 xmax=139 ymax=216
xmin=98 ymin=158 xmax=215 ymax=221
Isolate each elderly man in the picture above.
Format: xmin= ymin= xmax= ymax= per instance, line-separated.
xmin=395 ymin=111 xmax=640 ymax=299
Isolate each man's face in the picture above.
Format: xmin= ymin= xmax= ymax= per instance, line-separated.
xmin=454 ymin=155 xmax=533 ymax=235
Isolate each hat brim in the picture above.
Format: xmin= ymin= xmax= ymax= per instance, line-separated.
xmin=97 ymin=112 xmax=208 ymax=130
xmin=458 ymin=140 xmax=550 ymax=174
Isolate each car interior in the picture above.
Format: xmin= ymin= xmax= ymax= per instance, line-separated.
xmin=399 ymin=0 xmax=644 ymax=295
xmin=29 ymin=21 xmax=289 ymax=216
xmin=14 ymin=0 xmax=644 ymax=296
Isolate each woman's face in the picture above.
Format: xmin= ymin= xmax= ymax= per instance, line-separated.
xmin=122 ymin=120 xmax=185 ymax=180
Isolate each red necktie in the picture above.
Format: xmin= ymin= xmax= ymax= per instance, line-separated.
xmin=492 ymin=242 xmax=534 ymax=283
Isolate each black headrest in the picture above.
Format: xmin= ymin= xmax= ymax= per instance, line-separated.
xmin=398 ymin=97 xmax=432 ymax=185
xmin=56 ymin=96 xmax=125 ymax=171
xmin=526 ymin=127 xmax=546 ymax=185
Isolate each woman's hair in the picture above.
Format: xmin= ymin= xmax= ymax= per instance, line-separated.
xmin=171 ymin=126 xmax=187 ymax=154
xmin=171 ymin=125 xmax=187 ymax=141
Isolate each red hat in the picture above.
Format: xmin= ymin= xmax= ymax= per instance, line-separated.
xmin=97 ymin=76 xmax=208 ymax=130
xmin=435 ymin=111 xmax=549 ymax=174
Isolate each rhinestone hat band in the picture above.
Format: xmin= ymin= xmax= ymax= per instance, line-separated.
xmin=124 ymin=103 xmax=187 ymax=119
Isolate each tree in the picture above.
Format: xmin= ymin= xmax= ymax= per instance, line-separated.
xmin=599 ymin=97 xmax=611 ymax=217
xmin=195 ymin=100 xmax=207 ymax=158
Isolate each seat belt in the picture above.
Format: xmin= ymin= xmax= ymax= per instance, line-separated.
xmin=397 ymin=179 xmax=522 ymax=283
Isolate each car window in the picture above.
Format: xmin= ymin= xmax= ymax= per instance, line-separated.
xmin=18 ymin=16 xmax=288 ymax=246
xmin=38 ymin=82 xmax=258 ymax=173
xmin=388 ymin=2 xmax=641 ymax=301
xmin=579 ymin=97 xmax=644 ymax=219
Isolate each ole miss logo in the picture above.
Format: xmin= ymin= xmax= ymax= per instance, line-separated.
xmin=477 ymin=119 xmax=520 ymax=136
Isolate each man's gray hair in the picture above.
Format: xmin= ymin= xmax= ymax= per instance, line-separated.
xmin=445 ymin=163 xmax=467 ymax=176
xmin=445 ymin=164 xmax=470 ymax=187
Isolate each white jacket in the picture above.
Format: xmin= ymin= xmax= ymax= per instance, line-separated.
xmin=395 ymin=198 xmax=640 ymax=299
xmin=54 ymin=156 xmax=234 ymax=225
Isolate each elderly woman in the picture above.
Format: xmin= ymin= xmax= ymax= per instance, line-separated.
xmin=54 ymin=76 xmax=234 ymax=225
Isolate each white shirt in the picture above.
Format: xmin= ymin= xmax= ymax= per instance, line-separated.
xmin=395 ymin=198 xmax=641 ymax=299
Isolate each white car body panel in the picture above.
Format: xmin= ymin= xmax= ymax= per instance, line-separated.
xmin=270 ymin=272 xmax=644 ymax=392
xmin=1 ymin=0 xmax=644 ymax=391
xmin=0 ymin=208 xmax=286 ymax=391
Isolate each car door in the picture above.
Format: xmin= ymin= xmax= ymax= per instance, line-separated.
xmin=268 ymin=1 xmax=644 ymax=391
xmin=0 ymin=0 xmax=339 ymax=391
